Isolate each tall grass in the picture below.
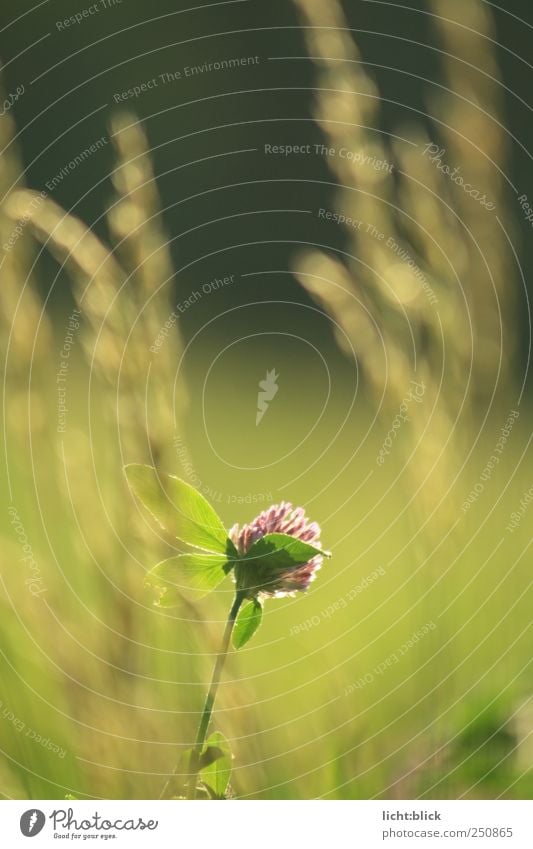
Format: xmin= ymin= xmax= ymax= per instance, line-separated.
xmin=292 ymin=0 xmax=517 ymax=526
xmin=0 ymin=9 xmax=531 ymax=801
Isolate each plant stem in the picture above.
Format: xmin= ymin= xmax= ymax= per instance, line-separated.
xmin=186 ymin=591 xmax=244 ymax=799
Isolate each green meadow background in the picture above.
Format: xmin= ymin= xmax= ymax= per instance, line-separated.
xmin=0 ymin=0 xmax=532 ymax=801
xmin=0 ymin=359 xmax=531 ymax=799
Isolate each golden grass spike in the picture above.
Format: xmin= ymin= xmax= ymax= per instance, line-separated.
xmin=0 ymin=91 xmax=52 ymax=365
xmin=292 ymin=0 xmax=516 ymax=523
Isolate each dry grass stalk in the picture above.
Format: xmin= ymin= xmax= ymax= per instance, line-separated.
xmin=291 ymin=0 xmax=516 ymax=521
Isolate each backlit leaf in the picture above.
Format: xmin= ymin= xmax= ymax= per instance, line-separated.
xmin=200 ymin=732 xmax=232 ymax=798
xmin=124 ymin=464 xmax=234 ymax=554
xmin=243 ymin=532 xmax=327 ymax=570
xmin=233 ymin=598 xmax=263 ymax=649
xmin=146 ymin=552 xmax=234 ymax=601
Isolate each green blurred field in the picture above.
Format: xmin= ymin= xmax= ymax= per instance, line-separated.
xmin=1 ymin=354 xmax=531 ymax=801
xmin=0 ymin=0 xmax=531 ymax=805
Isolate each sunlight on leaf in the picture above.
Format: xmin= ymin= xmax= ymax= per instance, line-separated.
xmin=146 ymin=552 xmax=234 ymax=601
xmin=243 ymin=532 xmax=328 ymax=569
xmin=233 ymin=598 xmax=263 ymax=649
xmin=200 ymin=732 xmax=232 ymax=798
xmin=124 ymin=464 xmax=234 ymax=554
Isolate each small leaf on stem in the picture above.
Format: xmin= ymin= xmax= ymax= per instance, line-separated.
xmin=199 ymin=732 xmax=232 ymax=798
xmin=233 ymin=598 xmax=263 ymax=649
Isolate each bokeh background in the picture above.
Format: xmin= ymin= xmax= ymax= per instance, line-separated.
xmin=0 ymin=0 xmax=531 ymax=800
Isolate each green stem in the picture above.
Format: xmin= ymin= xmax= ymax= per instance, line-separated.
xmin=186 ymin=591 xmax=244 ymax=799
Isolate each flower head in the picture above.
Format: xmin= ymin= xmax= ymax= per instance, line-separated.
xmin=229 ymin=501 xmax=325 ymax=599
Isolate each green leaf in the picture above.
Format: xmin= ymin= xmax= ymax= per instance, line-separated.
xmin=199 ymin=745 xmax=227 ymax=770
xmin=165 ymin=742 xmax=232 ymax=799
xmin=233 ymin=598 xmax=263 ymax=649
xmin=199 ymin=732 xmax=232 ymax=798
xmin=150 ymin=587 xmax=183 ymax=608
xmin=146 ymin=553 xmax=233 ymax=602
xmin=243 ymin=532 xmax=328 ymax=570
xmin=124 ymin=464 xmax=234 ymax=554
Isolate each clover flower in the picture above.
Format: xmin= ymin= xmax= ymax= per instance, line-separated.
xmin=125 ymin=464 xmax=330 ymax=799
xmin=229 ymin=501 xmax=325 ymax=598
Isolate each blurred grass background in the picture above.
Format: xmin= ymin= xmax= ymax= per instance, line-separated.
xmin=0 ymin=364 xmax=531 ymax=799
xmin=0 ymin=0 xmax=532 ymax=800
